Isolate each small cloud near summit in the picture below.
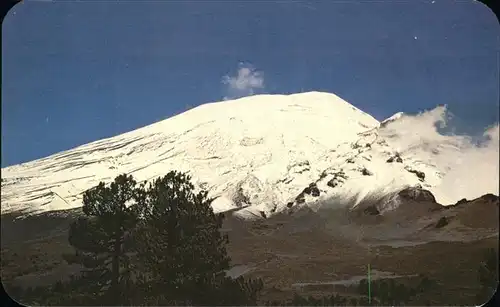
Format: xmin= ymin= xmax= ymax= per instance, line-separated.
xmin=222 ymin=63 xmax=265 ymax=100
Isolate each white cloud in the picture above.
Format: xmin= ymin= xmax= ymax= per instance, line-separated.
xmin=222 ymin=63 xmax=265 ymax=100
xmin=379 ymin=106 xmax=499 ymax=204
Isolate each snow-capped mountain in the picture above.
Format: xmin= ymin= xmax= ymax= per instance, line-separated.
xmin=0 ymin=92 xmax=494 ymax=218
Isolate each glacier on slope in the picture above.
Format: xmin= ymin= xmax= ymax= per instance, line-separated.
xmin=0 ymin=92 xmax=493 ymax=218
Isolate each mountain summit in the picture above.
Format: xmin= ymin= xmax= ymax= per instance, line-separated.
xmin=0 ymin=92 xmax=489 ymax=218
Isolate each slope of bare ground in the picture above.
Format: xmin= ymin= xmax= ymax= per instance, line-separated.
xmin=444 ymin=194 xmax=499 ymax=229
xmin=345 ymin=191 xmax=499 ymax=244
xmin=1 ymin=194 xmax=498 ymax=305
xmin=224 ymin=194 xmax=499 ymax=304
xmin=1 ymin=209 xmax=81 ymax=287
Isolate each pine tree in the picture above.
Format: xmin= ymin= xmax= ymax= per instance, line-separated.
xmin=60 ymin=171 xmax=263 ymax=305
xmin=132 ymin=170 xmax=259 ymax=305
xmin=63 ymin=174 xmax=139 ymax=304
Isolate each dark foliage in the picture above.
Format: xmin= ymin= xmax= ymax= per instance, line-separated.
xmin=130 ymin=171 xmax=259 ymax=305
xmin=62 ymin=174 xmax=139 ymax=304
xmin=19 ymin=171 xmax=264 ymax=306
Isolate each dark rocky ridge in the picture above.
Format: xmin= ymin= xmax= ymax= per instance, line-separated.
xmin=398 ymin=186 xmax=436 ymax=203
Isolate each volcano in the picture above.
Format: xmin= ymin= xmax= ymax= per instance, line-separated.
xmin=1 ymin=92 xmax=497 ymax=218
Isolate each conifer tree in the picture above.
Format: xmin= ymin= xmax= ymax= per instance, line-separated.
xmin=63 ymin=174 xmax=139 ymax=304
xmin=133 ymin=170 xmax=260 ymax=305
xmin=62 ymin=171 xmax=263 ymax=305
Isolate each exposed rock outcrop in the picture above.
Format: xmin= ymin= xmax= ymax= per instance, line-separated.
xmin=478 ymin=193 xmax=499 ymax=204
xmin=404 ymin=167 xmax=426 ymax=181
xmin=386 ymin=153 xmax=403 ymax=163
xmin=363 ymin=205 xmax=380 ymax=216
xmin=398 ymin=186 xmax=436 ymax=203
xmin=361 ymin=168 xmax=373 ymax=176
xmin=303 ymin=183 xmax=320 ymax=197
xmin=435 ymin=216 xmax=449 ymax=228
xmin=326 ymin=171 xmax=348 ymax=188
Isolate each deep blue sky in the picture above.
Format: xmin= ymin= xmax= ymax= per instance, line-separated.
xmin=2 ymin=0 xmax=499 ymax=167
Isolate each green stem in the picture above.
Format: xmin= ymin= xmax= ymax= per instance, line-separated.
xmin=368 ymin=263 xmax=371 ymax=304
